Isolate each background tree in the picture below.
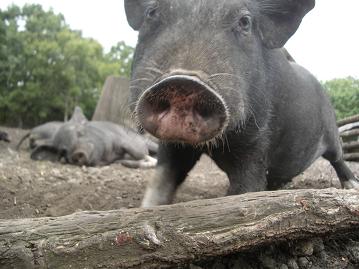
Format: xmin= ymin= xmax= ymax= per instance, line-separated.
xmin=103 ymin=41 xmax=134 ymax=79
xmin=0 ymin=4 xmax=134 ymax=127
xmin=323 ymin=77 xmax=359 ymax=120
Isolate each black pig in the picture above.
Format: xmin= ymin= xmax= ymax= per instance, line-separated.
xmin=16 ymin=122 xmax=63 ymax=150
xmin=125 ymin=0 xmax=359 ymax=206
xmin=31 ymin=107 xmax=158 ymax=168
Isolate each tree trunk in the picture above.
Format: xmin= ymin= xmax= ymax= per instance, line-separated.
xmin=1 ymin=189 xmax=359 ymax=269
xmin=63 ymin=94 xmax=69 ymax=122
xmin=92 ymin=76 xmax=134 ymax=128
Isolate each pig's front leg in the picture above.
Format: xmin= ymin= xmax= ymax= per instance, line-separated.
xmin=213 ymin=151 xmax=268 ymax=195
xmin=141 ymin=144 xmax=201 ymax=207
xmin=226 ymin=162 xmax=268 ymax=195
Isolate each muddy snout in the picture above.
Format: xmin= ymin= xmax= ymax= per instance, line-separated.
xmin=136 ymin=75 xmax=228 ymax=144
xmin=71 ymin=144 xmax=94 ymax=166
xmin=71 ymin=151 xmax=89 ymax=166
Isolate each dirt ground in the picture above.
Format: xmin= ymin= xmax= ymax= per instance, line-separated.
xmin=1 ymin=126 xmax=359 ymax=268
xmin=195 ymin=233 xmax=359 ymax=269
xmin=0 ymin=126 xmax=358 ymax=220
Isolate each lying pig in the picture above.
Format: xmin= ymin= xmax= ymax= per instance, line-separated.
xmin=31 ymin=107 xmax=158 ymax=168
xmin=124 ymin=0 xmax=359 ymax=207
xmin=16 ymin=121 xmax=63 ymax=150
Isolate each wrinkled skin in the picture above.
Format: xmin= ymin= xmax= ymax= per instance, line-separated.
xmin=31 ymin=107 xmax=158 ymax=168
xmin=125 ymin=0 xmax=359 ymax=207
xmin=16 ymin=122 xmax=63 ymax=150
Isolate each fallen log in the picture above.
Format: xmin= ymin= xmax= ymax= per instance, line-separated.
xmin=344 ymin=153 xmax=359 ymax=162
xmin=342 ymin=141 xmax=359 ymax=151
xmin=1 ymin=189 xmax=359 ymax=269
xmin=340 ymin=129 xmax=359 ymax=138
xmin=338 ymin=114 xmax=359 ymax=127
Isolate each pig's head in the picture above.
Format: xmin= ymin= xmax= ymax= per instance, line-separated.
xmin=125 ymin=0 xmax=314 ymax=145
xmin=70 ymin=127 xmax=105 ymax=166
xmin=70 ymin=139 xmax=96 ymax=166
xmin=31 ymin=106 xmax=89 ymax=163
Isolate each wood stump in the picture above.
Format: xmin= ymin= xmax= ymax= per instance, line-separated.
xmin=92 ymin=76 xmax=135 ymax=129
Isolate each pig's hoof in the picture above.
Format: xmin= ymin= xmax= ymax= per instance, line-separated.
xmin=343 ymin=177 xmax=359 ymax=190
xmin=121 ymin=155 xmax=157 ymax=169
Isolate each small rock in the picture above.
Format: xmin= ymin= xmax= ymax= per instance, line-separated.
xmin=52 ymin=168 xmax=60 ymax=175
xmin=301 ymin=241 xmax=314 ymax=256
xmin=312 ymin=238 xmax=325 ymax=254
xmin=349 ymin=244 xmax=359 ymax=262
xmin=287 ymin=259 xmax=299 ymax=269
xmin=292 ymin=240 xmax=314 ymax=256
xmin=297 ymin=257 xmax=311 ymax=268
xmin=260 ymin=255 xmax=277 ymax=269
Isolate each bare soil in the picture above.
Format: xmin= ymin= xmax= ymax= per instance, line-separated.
xmin=1 ymin=126 xmax=359 ymax=268
xmin=0 ymin=127 xmax=229 ymax=219
xmin=195 ymin=233 xmax=359 ymax=269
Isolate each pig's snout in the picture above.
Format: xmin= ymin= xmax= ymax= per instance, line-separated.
xmin=136 ymin=75 xmax=229 ymax=144
xmin=71 ymin=151 xmax=89 ymax=166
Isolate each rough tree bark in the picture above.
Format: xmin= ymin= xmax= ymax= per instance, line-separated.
xmin=342 ymin=141 xmax=359 ymax=151
xmin=341 ymin=129 xmax=359 ymax=138
xmin=338 ymin=114 xmax=359 ymax=127
xmin=1 ymin=189 xmax=359 ymax=269
xmin=92 ymin=76 xmax=135 ymax=128
xmin=344 ymin=153 xmax=359 ymax=162
xmin=338 ymin=115 xmax=359 ymax=162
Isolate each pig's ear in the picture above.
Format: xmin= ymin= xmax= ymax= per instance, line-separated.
xmin=258 ymin=0 xmax=315 ymax=48
xmin=125 ymin=0 xmax=145 ymax=30
xmin=70 ymin=106 xmax=88 ymax=124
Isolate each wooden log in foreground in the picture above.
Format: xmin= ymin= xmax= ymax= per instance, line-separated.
xmin=338 ymin=114 xmax=359 ymax=127
xmin=1 ymin=189 xmax=359 ymax=269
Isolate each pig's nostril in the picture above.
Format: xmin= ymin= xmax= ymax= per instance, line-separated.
xmin=141 ymin=95 xmax=171 ymax=118
xmin=196 ymin=105 xmax=213 ymax=119
xmin=72 ymin=152 xmax=87 ymax=165
xmin=155 ymin=99 xmax=171 ymax=113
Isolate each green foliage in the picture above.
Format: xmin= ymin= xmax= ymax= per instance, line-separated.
xmin=105 ymin=41 xmax=134 ymax=78
xmin=323 ymin=77 xmax=359 ymax=120
xmin=0 ymin=4 xmax=134 ymax=127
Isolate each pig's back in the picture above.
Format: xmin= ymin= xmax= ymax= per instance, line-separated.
xmin=266 ymin=53 xmax=336 ymax=179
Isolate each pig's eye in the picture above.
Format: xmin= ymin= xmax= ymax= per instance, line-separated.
xmin=238 ymin=15 xmax=252 ymax=32
xmin=145 ymin=6 xmax=159 ymax=20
